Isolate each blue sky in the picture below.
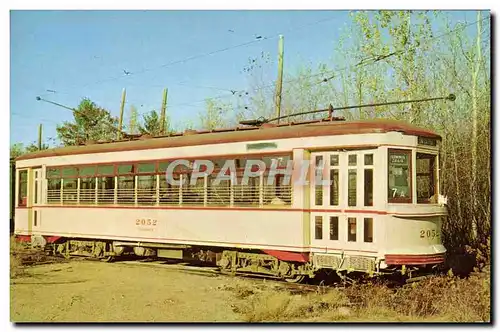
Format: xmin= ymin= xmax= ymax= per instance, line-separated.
xmin=10 ymin=10 xmax=480 ymax=146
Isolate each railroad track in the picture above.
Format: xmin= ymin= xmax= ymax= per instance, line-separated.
xmin=14 ymin=247 xmax=418 ymax=291
xmin=110 ymin=258 xmax=422 ymax=290
xmin=111 ymin=258 xmax=338 ymax=294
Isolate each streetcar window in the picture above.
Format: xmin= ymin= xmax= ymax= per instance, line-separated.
xmin=348 ymin=154 xmax=357 ymax=166
xmin=138 ymin=163 xmax=156 ymax=174
xmin=80 ymin=177 xmax=96 ymax=203
xmin=79 ymin=166 xmax=96 ymax=177
xmin=182 ymin=175 xmax=205 ymax=206
xmin=18 ymin=170 xmax=28 ymax=206
xmin=62 ymin=167 xmax=78 ymax=178
xmin=263 ymin=173 xmax=289 ymax=204
xmin=364 ymin=169 xmax=373 ymax=206
xmin=47 ymin=178 xmax=61 ymax=203
xmin=348 ymin=218 xmax=357 ymax=242
xmin=329 ymin=216 xmax=339 ymax=240
xmin=348 ymin=170 xmax=357 ymax=206
xmin=98 ymin=176 xmax=115 ymax=204
xmin=315 ymin=156 xmax=323 ymax=205
xmin=165 ymin=161 xmax=189 ymax=174
xmin=97 ymin=165 xmax=114 ymax=176
xmin=117 ymin=164 xmax=134 ymax=175
xmin=417 ymin=153 xmax=437 ymax=204
xmin=330 ymin=169 xmax=339 ymax=206
xmin=212 ymin=159 xmax=228 ymax=169
xmin=137 ymin=175 xmax=156 ymax=205
xmin=388 ymin=149 xmax=412 ymax=203
xmin=234 ymin=176 xmax=259 ymax=206
xmin=364 ymin=218 xmax=373 ymax=243
xmin=330 ymin=154 xmax=339 ymax=166
xmin=62 ymin=178 xmax=78 ymax=204
xmin=315 ymin=155 xmax=323 ymax=167
xmin=159 ymin=173 xmax=180 ymax=205
xmin=207 ymin=177 xmax=229 ymax=206
xmin=117 ymin=176 xmax=135 ymax=204
xmin=315 ymin=216 xmax=323 ymax=240
xmin=46 ymin=167 xmax=60 ymax=178
xmin=237 ymin=157 xmax=254 ymax=170
xmin=364 ymin=154 xmax=373 ymax=166
xmin=158 ymin=161 xmax=170 ymax=173
xmin=260 ymin=172 xmax=277 ymax=204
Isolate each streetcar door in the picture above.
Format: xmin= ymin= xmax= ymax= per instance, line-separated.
xmin=309 ymin=152 xmax=342 ymax=251
xmin=309 ymin=150 xmax=376 ymax=252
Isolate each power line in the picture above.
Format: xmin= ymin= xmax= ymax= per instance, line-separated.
xmin=37 ymin=15 xmax=340 ymax=99
xmin=156 ymin=15 xmax=489 ymax=113
xmin=30 ymin=15 xmax=489 ymax=121
xmin=175 ymin=14 xmax=491 ymax=109
xmin=32 ymin=15 xmax=487 ymax=121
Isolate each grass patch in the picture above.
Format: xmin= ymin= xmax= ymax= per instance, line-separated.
xmin=10 ymin=236 xmax=63 ymax=279
xmin=231 ymin=270 xmax=491 ymax=323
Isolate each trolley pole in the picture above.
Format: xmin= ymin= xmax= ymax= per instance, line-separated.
xmin=160 ymin=88 xmax=168 ymax=135
xmin=117 ymin=88 xmax=126 ymax=140
xmin=274 ymin=35 xmax=284 ymax=124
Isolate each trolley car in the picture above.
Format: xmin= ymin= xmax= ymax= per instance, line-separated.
xmin=13 ymin=118 xmax=447 ymax=282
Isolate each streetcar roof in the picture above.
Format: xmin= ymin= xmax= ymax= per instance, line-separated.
xmin=16 ymin=119 xmax=440 ymax=161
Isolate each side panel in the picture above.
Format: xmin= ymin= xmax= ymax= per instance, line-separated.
xmin=15 ymin=207 xmax=307 ymax=251
xmin=384 ymin=215 xmax=445 ymax=256
xmin=14 ymin=209 xmax=29 ymax=234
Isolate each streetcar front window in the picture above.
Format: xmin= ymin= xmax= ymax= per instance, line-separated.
xmin=416 ymin=153 xmax=437 ymax=204
xmin=388 ymin=149 xmax=412 ymax=203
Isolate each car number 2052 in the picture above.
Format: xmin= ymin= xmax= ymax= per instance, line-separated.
xmin=135 ymin=218 xmax=158 ymax=226
xmin=420 ymin=229 xmax=440 ymax=239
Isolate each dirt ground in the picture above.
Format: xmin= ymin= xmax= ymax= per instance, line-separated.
xmin=11 ymin=260 xmax=248 ymax=322
xmin=10 ymin=251 xmax=491 ymax=323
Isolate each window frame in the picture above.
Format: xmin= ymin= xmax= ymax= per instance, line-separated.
xmin=329 ymin=216 xmax=339 ymax=241
xmin=363 ymin=218 xmax=373 ymax=243
xmin=387 ymin=148 xmax=413 ymax=204
xmin=314 ymin=216 xmax=323 ymax=240
xmin=17 ymin=169 xmax=28 ymax=207
xmin=416 ymin=152 xmax=438 ymax=204
xmin=347 ymin=217 xmax=357 ymax=242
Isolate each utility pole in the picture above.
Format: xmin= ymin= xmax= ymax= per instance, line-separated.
xmin=117 ymin=88 xmax=126 ymax=140
xmin=160 ymin=88 xmax=168 ymax=135
xmin=274 ymin=35 xmax=284 ymax=124
xmin=37 ymin=124 xmax=42 ymax=150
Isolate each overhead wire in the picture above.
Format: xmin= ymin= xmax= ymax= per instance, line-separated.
xmin=28 ymin=14 xmax=489 ymax=132
xmin=37 ymin=15 xmax=340 ymax=99
xmin=163 ymin=14 xmax=490 ymax=111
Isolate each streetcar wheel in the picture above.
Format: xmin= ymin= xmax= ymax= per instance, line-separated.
xmin=285 ymin=275 xmax=306 ymax=283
